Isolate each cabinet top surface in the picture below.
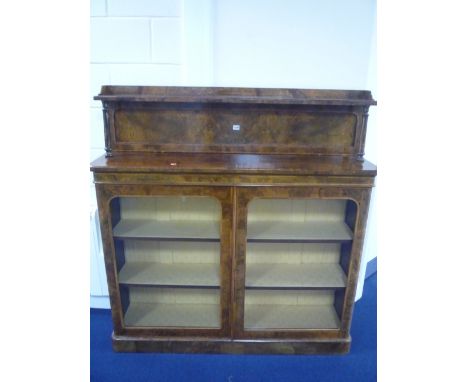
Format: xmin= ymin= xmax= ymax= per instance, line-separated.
xmin=90 ymin=153 xmax=376 ymax=176
xmin=94 ymin=86 xmax=376 ymax=106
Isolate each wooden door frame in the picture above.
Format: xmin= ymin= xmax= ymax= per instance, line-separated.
xmin=232 ymin=186 xmax=372 ymax=340
xmin=95 ymin=183 xmax=234 ymax=338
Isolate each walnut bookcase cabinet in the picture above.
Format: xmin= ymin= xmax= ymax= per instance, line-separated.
xmin=91 ymin=86 xmax=377 ymax=354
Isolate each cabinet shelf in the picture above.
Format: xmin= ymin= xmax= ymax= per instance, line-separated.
xmin=246 ymin=263 xmax=347 ymax=289
xmin=244 ymin=304 xmax=340 ymax=330
xmin=118 ymin=262 xmax=220 ymax=288
xmin=125 ymin=302 xmax=220 ymax=328
xmin=113 ymin=219 xmax=220 ymax=241
xmin=247 ymin=221 xmax=353 ymax=242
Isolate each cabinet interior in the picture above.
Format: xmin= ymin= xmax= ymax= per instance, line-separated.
xmin=121 ymin=286 xmax=220 ymax=328
xmin=110 ymin=196 xmax=222 ymax=328
xmin=244 ymin=198 xmax=356 ymax=330
xmin=108 ymin=194 xmax=357 ymax=332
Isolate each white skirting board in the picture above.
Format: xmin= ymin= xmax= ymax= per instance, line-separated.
xmin=90 ymin=296 xmax=110 ymax=309
xmin=90 ymin=207 xmax=110 ymax=309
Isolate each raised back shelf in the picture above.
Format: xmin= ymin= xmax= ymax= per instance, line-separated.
xmin=95 ymin=86 xmax=376 ymax=158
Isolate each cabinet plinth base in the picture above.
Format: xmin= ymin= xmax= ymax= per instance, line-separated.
xmin=112 ymin=333 xmax=351 ymax=354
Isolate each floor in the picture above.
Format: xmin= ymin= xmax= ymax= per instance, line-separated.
xmin=91 ymin=273 xmax=376 ymax=382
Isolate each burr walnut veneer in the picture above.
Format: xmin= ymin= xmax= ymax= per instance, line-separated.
xmin=91 ymin=86 xmax=376 ymax=354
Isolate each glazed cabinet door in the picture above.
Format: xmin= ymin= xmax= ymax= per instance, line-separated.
xmin=233 ymin=186 xmax=371 ymax=340
xmin=95 ymin=184 xmax=234 ymax=338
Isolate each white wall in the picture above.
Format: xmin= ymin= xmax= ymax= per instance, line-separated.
xmin=90 ymin=0 xmax=185 ymax=305
xmin=358 ymin=15 xmax=377 ymax=298
xmin=212 ymin=0 xmax=376 ymax=89
xmin=90 ymin=0 xmax=184 ymax=176
xmin=90 ymin=0 xmax=377 ymax=305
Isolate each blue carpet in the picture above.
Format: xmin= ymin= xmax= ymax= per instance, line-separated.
xmin=91 ymin=273 xmax=376 ymax=381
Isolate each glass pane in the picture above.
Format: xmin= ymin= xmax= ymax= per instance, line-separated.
xmin=244 ymin=198 xmax=356 ymax=330
xmin=110 ymin=196 xmax=222 ymax=328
